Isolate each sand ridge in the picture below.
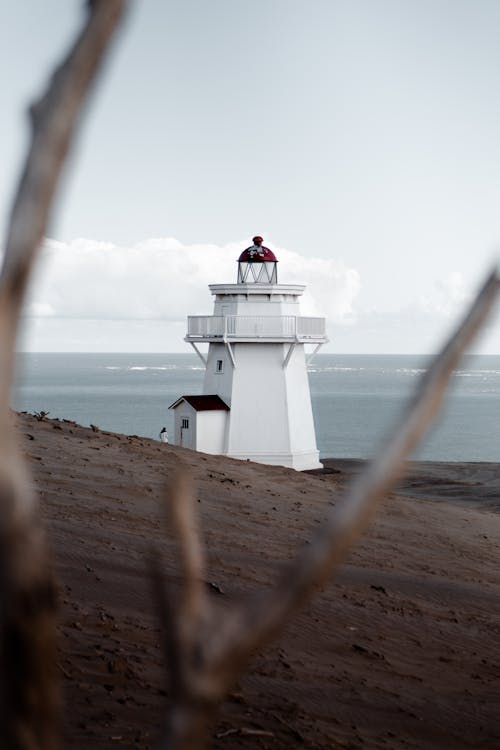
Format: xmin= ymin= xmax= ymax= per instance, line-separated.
xmin=15 ymin=412 xmax=500 ymax=749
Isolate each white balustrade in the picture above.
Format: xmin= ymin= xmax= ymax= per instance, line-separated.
xmin=296 ymin=316 xmax=325 ymax=338
xmin=186 ymin=315 xmax=325 ymax=341
xmin=187 ymin=315 xmax=224 ymax=337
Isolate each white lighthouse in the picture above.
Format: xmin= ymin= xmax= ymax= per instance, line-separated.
xmin=169 ymin=236 xmax=327 ymax=471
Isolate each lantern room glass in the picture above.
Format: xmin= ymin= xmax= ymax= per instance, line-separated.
xmin=237 ymin=260 xmax=278 ymax=284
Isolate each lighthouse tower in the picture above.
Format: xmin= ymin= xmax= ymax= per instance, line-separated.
xmin=169 ymin=236 xmax=327 ymax=471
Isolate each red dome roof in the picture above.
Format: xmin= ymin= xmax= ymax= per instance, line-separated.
xmin=238 ymin=244 xmax=277 ymax=262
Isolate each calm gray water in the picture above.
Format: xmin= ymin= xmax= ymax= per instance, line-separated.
xmin=12 ymin=352 xmax=500 ymax=462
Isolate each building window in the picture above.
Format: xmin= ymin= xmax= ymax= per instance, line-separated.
xmin=216 ymin=359 xmax=223 ymax=373
xmin=181 ymin=418 xmax=189 ymax=429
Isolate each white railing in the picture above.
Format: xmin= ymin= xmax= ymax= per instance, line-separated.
xmin=297 ymin=316 xmax=325 ymax=337
xmin=187 ymin=316 xmax=225 ymax=337
xmin=186 ymin=315 xmax=326 ymax=340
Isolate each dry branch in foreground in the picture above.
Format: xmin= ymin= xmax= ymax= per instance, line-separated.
xmin=0 ymin=3 xmax=127 ymax=749
xmin=158 ymin=269 xmax=500 ymax=750
xmin=0 ymin=2 xmax=498 ymax=749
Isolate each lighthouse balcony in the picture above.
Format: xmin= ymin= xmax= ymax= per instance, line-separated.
xmin=185 ymin=315 xmax=327 ymax=343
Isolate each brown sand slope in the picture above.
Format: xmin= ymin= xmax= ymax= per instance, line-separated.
xmin=17 ymin=412 xmax=500 ymax=749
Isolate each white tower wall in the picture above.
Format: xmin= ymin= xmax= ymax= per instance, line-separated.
xmin=225 ymin=343 xmax=291 ymax=461
xmin=204 ymin=343 xmax=235 ymax=407
xmin=220 ymin=343 xmax=321 ymax=469
xmin=282 ymin=345 xmax=321 ymax=468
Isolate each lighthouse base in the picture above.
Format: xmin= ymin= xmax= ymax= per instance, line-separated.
xmin=228 ymin=449 xmax=323 ymax=472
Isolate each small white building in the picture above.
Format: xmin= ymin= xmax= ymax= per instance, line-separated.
xmin=168 ymin=395 xmax=229 ymax=452
xmin=169 ymin=236 xmax=327 ymax=470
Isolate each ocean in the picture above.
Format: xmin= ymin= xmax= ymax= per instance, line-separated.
xmin=12 ymin=352 xmax=500 ymax=462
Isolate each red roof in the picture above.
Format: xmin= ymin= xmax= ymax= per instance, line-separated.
xmin=168 ymin=395 xmax=230 ymax=411
xmin=238 ymin=245 xmax=277 ymax=263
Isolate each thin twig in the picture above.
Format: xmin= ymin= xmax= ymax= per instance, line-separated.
xmin=160 ymin=268 xmax=499 ymax=750
xmin=0 ymin=3 xmax=127 ymax=749
xmin=158 ymin=470 xmax=215 ymax=750
xmin=0 ymin=0 xmax=127 ymax=411
xmin=168 ymin=468 xmax=207 ymax=634
xmin=214 ymin=269 xmax=500 ymax=669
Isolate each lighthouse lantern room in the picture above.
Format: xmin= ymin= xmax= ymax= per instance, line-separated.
xmin=169 ymin=236 xmax=327 ymax=471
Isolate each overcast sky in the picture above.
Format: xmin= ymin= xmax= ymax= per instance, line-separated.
xmin=1 ymin=1 xmax=500 ymax=353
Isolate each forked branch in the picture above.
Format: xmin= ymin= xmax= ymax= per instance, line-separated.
xmin=160 ymin=269 xmax=500 ymax=750
xmin=0 ymin=3 xmax=127 ymax=749
xmin=0 ymin=0 xmax=127 ymax=408
xmin=0 ymin=2 xmax=498 ymax=748
xmin=220 ymin=270 xmax=500 ymax=656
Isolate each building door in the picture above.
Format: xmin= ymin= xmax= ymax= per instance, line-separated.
xmin=180 ymin=417 xmax=190 ymax=448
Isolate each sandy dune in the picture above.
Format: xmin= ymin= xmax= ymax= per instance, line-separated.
xmin=16 ymin=412 xmax=500 ymax=749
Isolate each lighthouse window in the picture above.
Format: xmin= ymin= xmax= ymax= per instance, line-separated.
xmin=216 ymin=359 xmax=224 ymax=373
xmin=181 ymin=418 xmax=189 ymax=429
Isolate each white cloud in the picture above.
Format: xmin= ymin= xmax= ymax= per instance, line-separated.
xmin=25 ymin=237 xmax=361 ymax=325
xmin=418 ymin=271 xmax=471 ymax=317
xmin=274 ymin=245 xmax=361 ymax=321
xmin=18 ymin=238 xmax=499 ymax=353
xmin=24 ymin=301 xmax=56 ymax=317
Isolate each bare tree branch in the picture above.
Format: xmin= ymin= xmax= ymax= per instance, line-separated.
xmin=168 ymin=468 xmax=207 ymax=638
xmin=156 ymin=470 xmax=215 ymax=750
xmin=0 ymin=2 xmax=498 ymax=748
xmin=160 ymin=269 xmax=500 ymax=750
xmin=151 ymin=469 xmax=208 ymax=702
xmin=217 ymin=269 xmax=500 ymax=660
xmin=0 ymin=3 xmax=127 ymax=748
xmin=0 ymin=0 xmax=127 ymax=410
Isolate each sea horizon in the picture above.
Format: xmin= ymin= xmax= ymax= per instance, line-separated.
xmin=12 ymin=352 xmax=500 ymax=464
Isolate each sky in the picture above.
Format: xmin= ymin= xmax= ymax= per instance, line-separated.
xmin=1 ymin=1 xmax=499 ymax=353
